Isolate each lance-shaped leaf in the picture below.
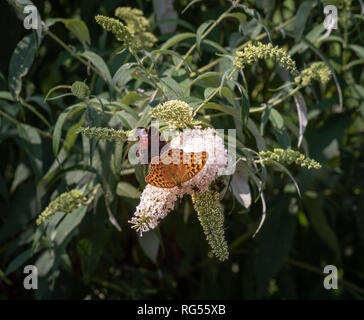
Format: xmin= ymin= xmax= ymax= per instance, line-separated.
xmin=231 ymin=161 xmax=251 ymax=208
xmin=293 ymin=92 xmax=308 ymax=148
xmin=8 ymin=33 xmax=36 ymax=100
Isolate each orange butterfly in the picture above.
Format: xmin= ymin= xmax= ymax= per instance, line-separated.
xmin=145 ymin=148 xmax=208 ymax=188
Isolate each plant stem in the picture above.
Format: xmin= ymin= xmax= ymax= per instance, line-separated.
xmin=19 ymin=98 xmax=50 ymax=127
xmin=193 ymin=68 xmax=236 ymax=116
xmin=131 ymin=50 xmax=168 ymax=100
xmin=249 ymin=84 xmax=304 ymax=113
xmin=175 ymin=5 xmax=235 ymax=71
xmin=45 ymin=28 xmax=106 ymax=82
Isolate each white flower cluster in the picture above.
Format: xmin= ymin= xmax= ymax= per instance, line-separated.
xmin=170 ymin=127 xmax=228 ymax=195
xmin=129 ymin=127 xmax=228 ymax=235
xmin=130 ymin=184 xmax=180 ymax=235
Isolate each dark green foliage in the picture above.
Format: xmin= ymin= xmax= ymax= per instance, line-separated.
xmin=0 ymin=0 xmax=364 ymax=300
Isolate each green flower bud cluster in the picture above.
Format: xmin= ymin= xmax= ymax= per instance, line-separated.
xmin=259 ymin=148 xmax=322 ymax=169
xmin=71 ymin=81 xmax=90 ymax=99
xmin=294 ymin=62 xmax=331 ymax=86
xmin=192 ymin=190 xmax=229 ymax=261
xmin=234 ymin=42 xmax=298 ymax=75
xmin=151 ymin=100 xmax=201 ymax=130
xmin=36 ymin=189 xmax=86 ymax=225
xmin=95 ymin=7 xmax=156 ymax=50
xmin=95 ymin=15 xmax=134 ymax=47
xmin=135 ymin=32 xmax=158 ymax=51
xmin=114 ymin=7 xmax=149 ymax=33
xmin=76 ymin=126 xmax=130 ymax=142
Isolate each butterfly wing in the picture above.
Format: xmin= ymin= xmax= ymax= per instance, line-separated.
xmin=145 ymin=149 xmax=208 ymax=188
xmin=178 ymin=150 xmax=208 ymax=183
xmin=145 ymin=149 xmax=181 ymax=188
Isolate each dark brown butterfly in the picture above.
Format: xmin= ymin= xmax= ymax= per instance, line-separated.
xmin=136 ymin=127 xmax=168 ymax=165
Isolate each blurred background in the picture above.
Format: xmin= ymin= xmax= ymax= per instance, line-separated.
xmin=0 ymin=0 xmax=364 ymax=299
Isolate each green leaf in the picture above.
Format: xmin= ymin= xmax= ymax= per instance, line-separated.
xmin=31 ymin=224 xmax=46 ymax=255
xmin=116 ymin=182 xmax=141 ymax=199
xmin=54 ymin=18 xmax=91 ymax=46
xmin=152 ymin=49 xmax=192 ymax=70
xmin=35 ymin=249 xmax=55 ymax=277
xmin=289 ymin=24 xmax=325 ymax=55
xmin=5 ymin=249 xmax=32 ymax=276
xmin=135 ymin=105 xmax=152 ymax=128
xmin=293 ymin=92 xmax=307 ymax=148
xmin=134 ymin=164 xmax=147 ymax=188
xmin=0 ymin=91 xmax=14 ymax=101
xmin=200 ymin=102 xmax=239 ymax=117
xmin=137 ymin=231 xmax=160 ymax=264
xmin=52 ymin=110 xmax=69 ymax=157
xmin=160 ymin=77 xmax=186 ymax=99
xmin=43 ymin=85 xmax=71 ymax=103
xmin=16 ymin=124 xmax=43 ymax=180
xmin=106 ymin=101 xmax=138 ymax=118
xmin=202 ymin=39 xmax=229 ymax=55
xmin=54 ymin=206 xmax=88 ymax=245
xmin=240 ymin=87 xmax=250 ymax=127
xmin=81 ymin=51 xmax=112 ymax=85
xmin=53 ymin=104 xmax=86 ymax=156
xmin=231 ymin=161 xmax=251 ymax=208
xmin=269 ymin=109 xmax=291 ymax=148
xmin=268 ymin=160 xmax=301 ymax=197
xmin=64 ymin=119 xmax=83 ymax=151
xmin=112 ymin=63 xmax=135 ymax=88
xmin=220 ymin=86 xmax=235 ymax=106
xmin=295 ymin=1 xmax=315 ymax=42
xmin=349 ymin=44 xmax=364 ymax=60
xmin=226 ymin=13 xmax=246 ymax=22
xmin=120 ymin=92 xmax=144 ymax=105
xmin=10 ymin=163 xmax=31 ymax=193
xmin=189 ymin=72 xmax=221 ymax=88
xmin=204 ymin=87 xmax=216 ymax=99
xmin=247 ymin=119 xmax=266 ymax=151
xmin=182 ymin=0 xmax=202 ymax=14
xmin=116 ymin=111 xmax=137 ymax=130
xmin=196 ymin=20 xmax=214 ymax=53
xmin=160 ymin=33 xmax=195 ymax=51
xmin=8 ymin=33 xmax=37 ymax=100
xmin=85 ymin=104 xmax=101 ymax=165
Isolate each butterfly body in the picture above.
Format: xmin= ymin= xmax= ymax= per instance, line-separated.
xmin=145 ymin=149 xmax=208 ymax=188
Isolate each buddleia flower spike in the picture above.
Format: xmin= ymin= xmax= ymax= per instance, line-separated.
xmin=129 ymin=100 xmax=229 ymax=261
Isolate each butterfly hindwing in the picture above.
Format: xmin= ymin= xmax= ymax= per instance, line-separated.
xmin=145 ymin=148 xmax=208 ymax=188
xmin=145 ymin=163 xmax=177 ymax=188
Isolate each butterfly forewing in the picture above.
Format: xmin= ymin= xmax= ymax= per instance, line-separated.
xmin=180 ymin=151 xmax=207 ymax=183
xmin=145 ymin=148 xmax=208 ymax=188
